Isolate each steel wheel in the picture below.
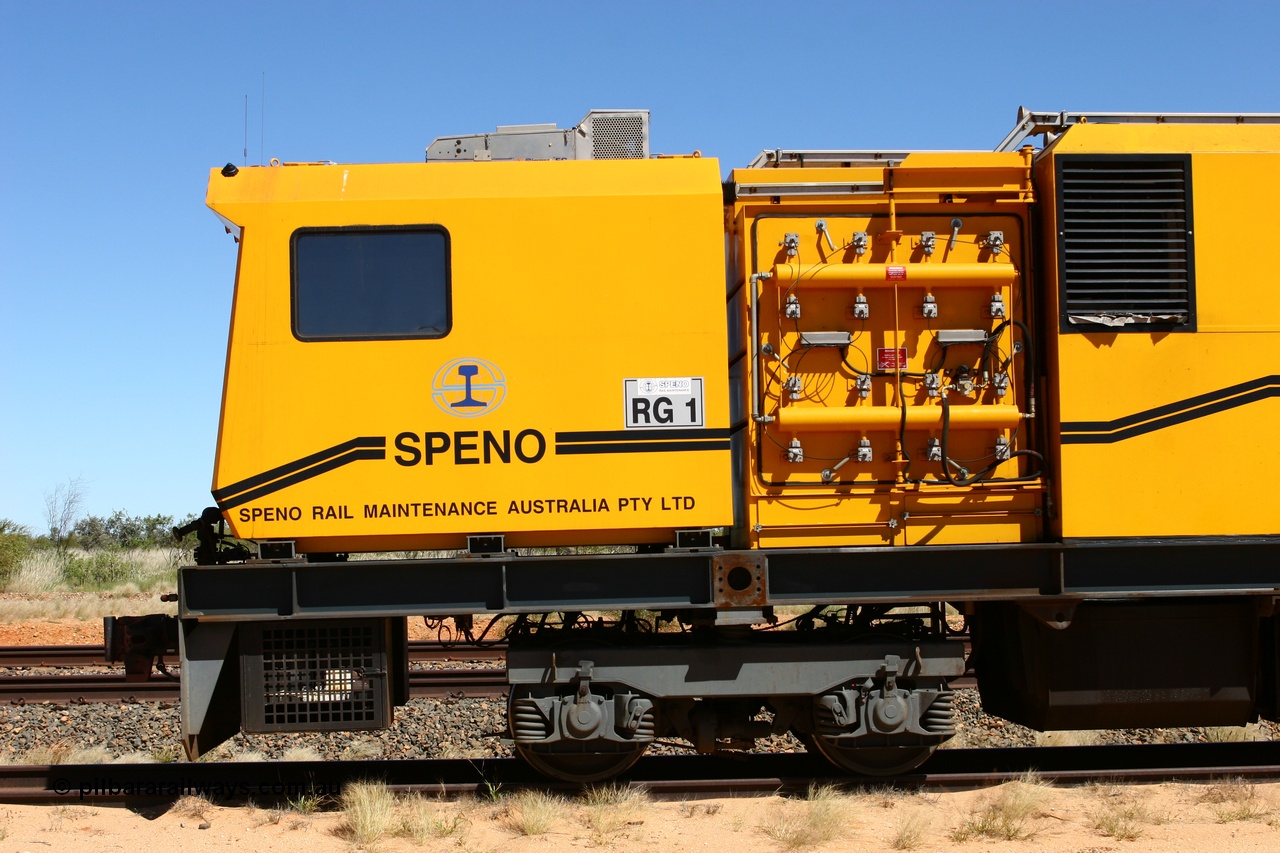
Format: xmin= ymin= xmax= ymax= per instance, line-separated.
xmin=515 ymin=742 xmax=647 ymax=783
xmin=806 ymin=736 xmax=936 ymax=776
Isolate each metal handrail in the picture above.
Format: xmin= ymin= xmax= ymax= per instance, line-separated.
xmin=994 ymin=107 xmax=1280 ymax=152
xmin=745 ymin=109 xmax=1280 ymax=168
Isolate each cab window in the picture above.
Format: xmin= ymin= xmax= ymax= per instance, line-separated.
xmin=292 ymin=226 xmax=451 ymax=340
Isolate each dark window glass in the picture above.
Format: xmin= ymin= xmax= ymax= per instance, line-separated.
xmin=292 ymin=226 xmax=450 ymax=340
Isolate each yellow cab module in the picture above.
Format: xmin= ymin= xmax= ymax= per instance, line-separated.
xmin=207 ymin=114 xmax=731 ymax=554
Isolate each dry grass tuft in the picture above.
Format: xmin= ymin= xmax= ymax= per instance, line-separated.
xmin=1091 ymin=788 xmax=1148 ymax=840
xmin=580 ymin=783 xmax=649 ymax=809
xmin=859 ymin=784 xmax=909 ymax=809
xmin=46 ymin=804 xmax=96 ymax=830
xmin=18 ymin=742 xmax=111 ymax=765
xmin=1200 ymin=777 xmax=1270 ymax=822
xmin=951 ymin=772 xmax=1051 ymax=841
xmin=173 ymin=794 xmax=215 ymax=821
xmin=890 ymin=809 xmax=929 ymax=849
xmin=2 ymin=547 xmax=182 ymax=595
xmin=287 ymin=791 xmax=326 ymax=815
xmin=196 ymin=743 xmax=236 ymax=762
xmin=578 ymin=784 xmax=650 ymax=843
xmin=68 ymin=744 xmax=112 ymax=764
xmin=758 ymin=784 xmax=850 ymax=850
xmin=679 ymin=799 xmax=723 ymax=818
xmin=1204 ymin=724 xmax=1263 ymax=743
xmin=1199 ymin=777 xmax=1252 ymax=804
xmin=337 ymin=781 xmax=397 ymax=846
xmin=258 ymin=807 xmax=287 ymax=827
xmin=281 ymin=745 xmax=323 ymax=762
xmin=340 ymin=739 xmax=383 ymax=761
xmin=397 ymin=793 xmax=468 ymax=842
xmin=4 ymin=550 xmax=64 ymax=593
xmin=1035 ymin=729 xmax=1102 ymax=747
xmin=500 ymin=789 xmax=566 ymax=836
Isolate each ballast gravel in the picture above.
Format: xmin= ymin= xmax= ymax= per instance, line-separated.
xmin=0 ymin=687 xmax=1274 ymax=764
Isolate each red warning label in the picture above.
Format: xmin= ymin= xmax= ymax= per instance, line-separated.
xmin=885 ymin=265 xmax=907 ymax=281
xmin=876 ymin=347 xmax=909 ymax=370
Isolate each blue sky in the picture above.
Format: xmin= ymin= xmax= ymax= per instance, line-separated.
xmin=1 ymin=1 xmax=1277 ymax=532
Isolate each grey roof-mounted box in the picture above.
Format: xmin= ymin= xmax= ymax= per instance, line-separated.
xmin=427 ymin=109 xmax=650 ymax=162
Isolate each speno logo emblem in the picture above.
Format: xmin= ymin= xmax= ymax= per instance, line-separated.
xmin=432 ymin=358 xmax=506 ymax=418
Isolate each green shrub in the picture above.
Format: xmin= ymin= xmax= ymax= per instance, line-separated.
xmin=0 ymin=532 xmax=32 ymax=588
xmin=74 ymin=511 xmax=178 ymax=550
xmin=62 ymin=551 xmax=136 ymax=588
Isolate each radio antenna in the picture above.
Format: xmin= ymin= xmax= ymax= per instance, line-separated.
xmin=243 ymin=94 xmax=248 ymax=166
xmin=260 ymin=73 xmax=265 ymax=165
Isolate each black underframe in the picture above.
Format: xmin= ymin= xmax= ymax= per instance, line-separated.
xmin=180 ymin=537 xmax=1280 ymax=621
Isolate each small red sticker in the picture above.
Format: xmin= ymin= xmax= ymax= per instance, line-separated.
xmin=885 ymin=265 xmax=907 ymax=281
xmin=876 ymin=347 xmax=909 ymax=370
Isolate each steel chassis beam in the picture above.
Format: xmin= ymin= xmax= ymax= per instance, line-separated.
xmin=179 ymin=538 xmax=1280 ymax=621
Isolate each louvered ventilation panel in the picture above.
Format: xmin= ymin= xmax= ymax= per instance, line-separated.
xmin=1057 ymin=155 xmax=1195 ymax=332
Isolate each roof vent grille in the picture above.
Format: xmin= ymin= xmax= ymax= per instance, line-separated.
xmin=583 ymin=111 xmax=648 ymax=159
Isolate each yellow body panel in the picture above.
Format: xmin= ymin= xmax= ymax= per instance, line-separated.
xmin=749 ymin=487 xmax=1041 ymax=548
xmin=728 ymin=153 xmax=1046 ymax=549
xmin=208 ymin=158 xmax=732 ymax=551
xmin=1038 ymin=124 xmax=1280 ymax=538
xmin=203 ymin=119 xmax=1280 ymax=555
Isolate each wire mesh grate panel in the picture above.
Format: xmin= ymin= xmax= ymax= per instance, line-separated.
xmin=241 ymin=620 xmax=389 ymax=732
xmin=590 ymin=113 xmax=647 ymax=159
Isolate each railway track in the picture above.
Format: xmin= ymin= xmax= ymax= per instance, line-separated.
xmin=0 ymin=640 xmax=507 ymax=669
xmin=0 ymin=743 xmax=1277 ymax=803
xmin=0 ymin=667 xmax=508 ymax=704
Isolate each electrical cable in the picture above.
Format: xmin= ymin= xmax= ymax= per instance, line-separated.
xmin=897 ymin=372 xmax=914 ymax=482
xmin=938 ymin=396 xmax=1045 ymax=486
xmin=838 ymin=353 xmax=929 ymax=379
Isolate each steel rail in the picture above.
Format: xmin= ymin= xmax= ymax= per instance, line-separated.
xmin=408 ymin=640 xmax=507 ymax=662
xmin=0 ymin=743 xmax=1278 ymax=803
xmin=0 ymin=645 xmax=109 ymax=668
xmin=0 ymin=640 xmax=507 ymax=669
xmin=0 ymin=668 xmax=508 ymax=704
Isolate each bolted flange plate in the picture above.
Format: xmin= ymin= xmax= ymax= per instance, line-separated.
xmin=712 ymin=553 xmax=768 ymax=608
